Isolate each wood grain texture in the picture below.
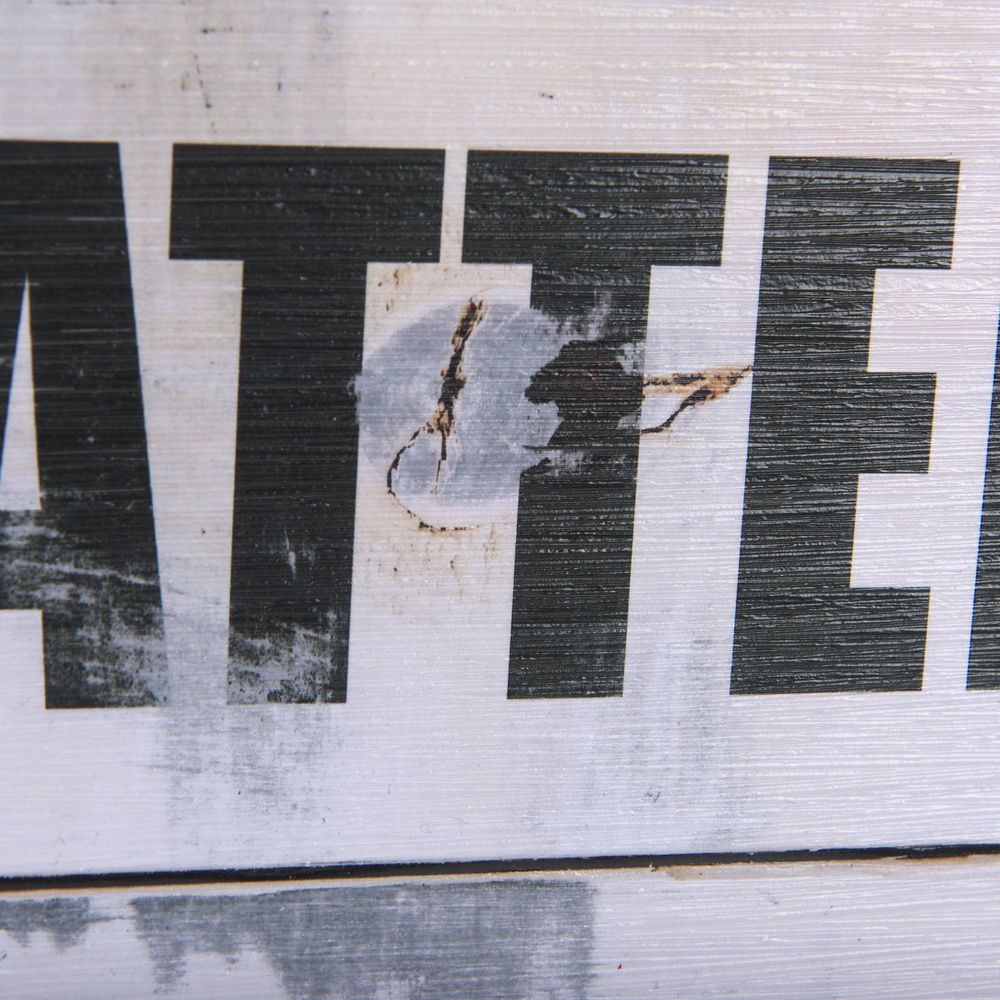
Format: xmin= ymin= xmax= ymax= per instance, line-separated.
xmin=2 ymin=0 xmax=1000 ymax=879
xmin=7 ymin=3 xmax=1000 ymax=996
xmin=4 ymin=858 xmax=1000 ymax=998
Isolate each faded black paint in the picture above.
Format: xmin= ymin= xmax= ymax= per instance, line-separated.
xmin=131 ymin=881 xmax=594 ymax=1000
xmin=170 ymin=145 xmax=444 ymax=703
xmin=0 ymin=142 xmax=166 ymax=708
xmin=732 ymin=157 xmax=959 ymax=694
xmin=0 ymin=898 xmax=97 ymax=949
xmin=464 ymin=151 xmax=727 ymax=698
xmin=968 ymin=320 xmax=1000 ymax=688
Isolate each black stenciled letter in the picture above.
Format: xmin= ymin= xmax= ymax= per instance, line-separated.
xmin=732 ymin=157 xmax=959 ymax=694
xmin=0 ymin=142 xmax=166 ymax=707
xmin=171 ymin=146 xmax=444 ymax=703
xmin=464 ymin=152 xmax=727 ymax=698
xmin=967 ymin=320 xmax=1000 ymax=688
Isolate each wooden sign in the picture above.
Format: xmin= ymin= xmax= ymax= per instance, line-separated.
xmin=3 ymin=0 xmax=1000 ymax=877
xmin=5 ymin=858 xmax=1000 ymax=998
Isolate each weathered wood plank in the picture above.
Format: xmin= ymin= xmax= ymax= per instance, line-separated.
xmin=3 ymin=858 xmax=1000 ymax=998
xmin=3 ymin=0 xmax=1000 ymax=875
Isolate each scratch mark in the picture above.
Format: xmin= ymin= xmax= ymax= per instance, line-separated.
xmin=282 ymin=529 xmax=296 ymax=578
xmin=386 ymin=298 xmax=487 ymax=532
xmin=191 ymin=52 xmax=214 ymax=120
xmin=640 ymin=364 xmax=752 ymax=436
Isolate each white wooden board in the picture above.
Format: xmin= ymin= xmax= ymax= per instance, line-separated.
xmin=3 ymin=0 xmax=1000 ymax=876
xmin=4 ymin=857 xmax=1000 ymax=998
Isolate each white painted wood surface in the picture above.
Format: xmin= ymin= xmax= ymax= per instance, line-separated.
xmin=3 ymin=0 xmax=1000 ymax=885
xmin=2 ymin=857 xmax=1000 ymax=998
xmin=6 ymin=2 xmax=1000 ymax=997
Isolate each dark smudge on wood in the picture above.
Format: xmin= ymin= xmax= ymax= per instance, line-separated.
xmin=130 ymin=881 xmax=595 ymax=999
xmin=0 ymin=898 xmax=99 ymax=950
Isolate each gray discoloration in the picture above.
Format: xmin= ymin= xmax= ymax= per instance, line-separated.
xmin=385 ymin=298 xmax=488 ymax=531
xmin=357 ymin=299 xmax=572 ymax=530
xmin=0 ymin=898 xmax=97 ymax=950
xmin=359 ymin=297 xmax=751 ymax=532
xmin=0 ymin=513 xmax=168 ymax=706
xmin=131 ymin=881 xmax=594 ymax=1000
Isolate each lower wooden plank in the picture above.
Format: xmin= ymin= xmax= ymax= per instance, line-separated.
xmin=2 ymin=856 xmax=1000 ymax=998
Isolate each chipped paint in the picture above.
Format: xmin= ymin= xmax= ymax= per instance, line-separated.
xmin=360 ymin=295 xmax=751 ymax=533
xmin=641 ymin=365 xmax=753 ymax=436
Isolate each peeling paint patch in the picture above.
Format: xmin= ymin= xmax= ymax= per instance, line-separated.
xmin=386 ymin=297 xmax=487 ymax=530
xmin=358 ymin=298 xmax=751 ymax=533
xmin=356 ymin=298 xmax=572 ymax=530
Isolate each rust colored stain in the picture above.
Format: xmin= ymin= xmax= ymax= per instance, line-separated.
xmin=641 ymin=364 xmax=752 ymax=436
xmin=386 ymin=298 xmax=488 ymax=531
